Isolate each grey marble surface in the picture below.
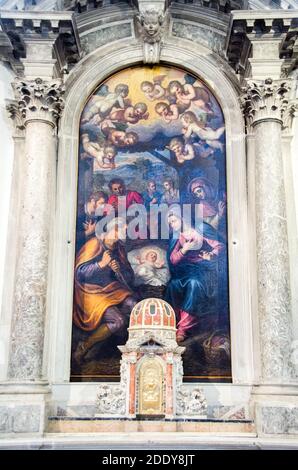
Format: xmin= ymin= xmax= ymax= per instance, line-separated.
xmin=0 ymin=405 xmax=40 ymax=433
xmin=171 ymin=21 xmax=225 ymax=56
xmin=81 ymin=23 xmax=133 ymax=55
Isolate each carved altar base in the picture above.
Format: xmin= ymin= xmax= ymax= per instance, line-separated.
xmin=95 ymin=298 xmax=207 ymax=420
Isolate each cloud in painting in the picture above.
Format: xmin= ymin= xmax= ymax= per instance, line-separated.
xmin=128 ymin=119 xmax=183 ymax=143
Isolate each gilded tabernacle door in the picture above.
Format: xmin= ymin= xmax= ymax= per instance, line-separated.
xmin=70 ymin=65 xmax=231 ymax=383
xmin=138 ymin=358 xmax=164 ymax=416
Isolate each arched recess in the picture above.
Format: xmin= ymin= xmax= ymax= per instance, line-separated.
xmin=45 ymin=39 xmax=256 ymax=388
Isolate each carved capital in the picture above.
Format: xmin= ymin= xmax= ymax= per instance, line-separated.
xmin=126 ymin=354 xmax=137 ymax=364
xmin=136 ymin=6 xmax=166 ymax=64
xmin=6 ymin=99 xmax=25 ymax=138
xmin=12 ymin=78 xmax=65 ymax=127
xmin=282 ymin=99 xmax=298 ymax=134
xmin=241 ymin=78 xmax=295 ymax=132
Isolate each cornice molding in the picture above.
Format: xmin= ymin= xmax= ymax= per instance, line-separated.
xmin=0 ymin=9 xmax=81 ymax=75
xmin=226 ymin=9 xmax=298 ymax=77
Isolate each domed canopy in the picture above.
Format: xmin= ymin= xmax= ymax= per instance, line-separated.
xmin=129 ymin=298 xmax=176 ymax=331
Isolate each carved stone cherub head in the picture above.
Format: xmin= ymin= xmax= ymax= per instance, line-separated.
xmin=138 ymin=7 xmax=165 ymax=44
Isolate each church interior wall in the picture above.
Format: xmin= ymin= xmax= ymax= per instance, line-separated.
xmin=43 ymin=37 xmax=255 ymax=422
xmin=0 ymin=0 xmax=297 ymax=443
xmin=0 ymin=62 xmax=15 ymax=381
xmin=289 ymin=110 xmax=298 ymax=341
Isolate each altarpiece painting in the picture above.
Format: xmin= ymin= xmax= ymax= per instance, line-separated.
xmin=70 ymin=66 xmax=231 ymax=382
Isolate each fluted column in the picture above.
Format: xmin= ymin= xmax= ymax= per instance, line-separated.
xmin=242 ymin=78 xmax=296 ymax=383
xmin=7 ymin=78 xmax=64 ymax=381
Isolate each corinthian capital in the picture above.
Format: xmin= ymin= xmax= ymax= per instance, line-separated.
xmin=12 ymin=78 xmax=65 ymax=127
xmin=241 ymin=78 xmax=296 ymax=132
xmin=6 ymin=99 xmax=25 ymax=138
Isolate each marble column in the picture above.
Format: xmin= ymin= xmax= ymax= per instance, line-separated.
xmin=165 ymin=356 xmax=173 ymax=418
xmin=128 ymin=358 xmax=137 ymax=417
xmin=242 ymin=78 xmax=295 ymax=383
xmin=1 ymin=101 xmax=25 ymax=368
xmin=7 ymin=78 xmax=64 ymax=381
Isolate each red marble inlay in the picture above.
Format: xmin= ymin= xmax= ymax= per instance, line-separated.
xmin=129 ymin=299 xmax=176 ymax=329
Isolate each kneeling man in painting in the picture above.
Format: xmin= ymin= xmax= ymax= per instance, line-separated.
xmin=73 ymin=218 xmax=137 ymax=363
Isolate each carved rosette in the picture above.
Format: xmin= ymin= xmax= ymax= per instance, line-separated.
xmin=12 ymin=78 xmax=65 ymax=127
xmin=136 ymin=7 xmax=166 ymax=64
xmin=241 ymin=78 xmax=295 ymax=133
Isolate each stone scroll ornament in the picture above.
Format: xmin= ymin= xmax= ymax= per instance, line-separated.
xmin=12 ymin=77 xmax=65 ymax=126
xmin=136 ymin=6 xmax=166 ymax=64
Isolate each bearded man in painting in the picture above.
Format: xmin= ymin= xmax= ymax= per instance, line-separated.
xmin=73 ymin=218 xmax=137 ymax=363
xmin=107 ymin=177 xmax=143 ymax=212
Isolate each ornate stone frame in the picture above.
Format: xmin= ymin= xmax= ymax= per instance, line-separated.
xmin=45 ymin=37 xmax=256 ymax=391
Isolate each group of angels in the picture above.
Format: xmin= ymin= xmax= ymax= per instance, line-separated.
xmin=80 ymin=83 xmax=149 ymax=170
xmin=141 ymin=75 xmax=225 ymax=156
xmin=79 ymin=74 xmax=225 ymax=171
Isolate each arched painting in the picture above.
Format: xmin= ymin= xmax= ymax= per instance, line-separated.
xmin=71 ymin=66 xmax=231 ymax=382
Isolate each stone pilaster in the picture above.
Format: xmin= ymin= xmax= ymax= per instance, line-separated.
xmin=127 ymin=353 xmax=137 ymax=418
xmin=165 ymin=354 xmax=174 ymax=419
xmin=241 ymin=78 xmax=295 ymax=383
xmin=7 ymin=78 xmax=64 ymax=381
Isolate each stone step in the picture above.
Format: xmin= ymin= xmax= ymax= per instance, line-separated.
xmin=47 ymin=417 xmax=256 ymax=434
